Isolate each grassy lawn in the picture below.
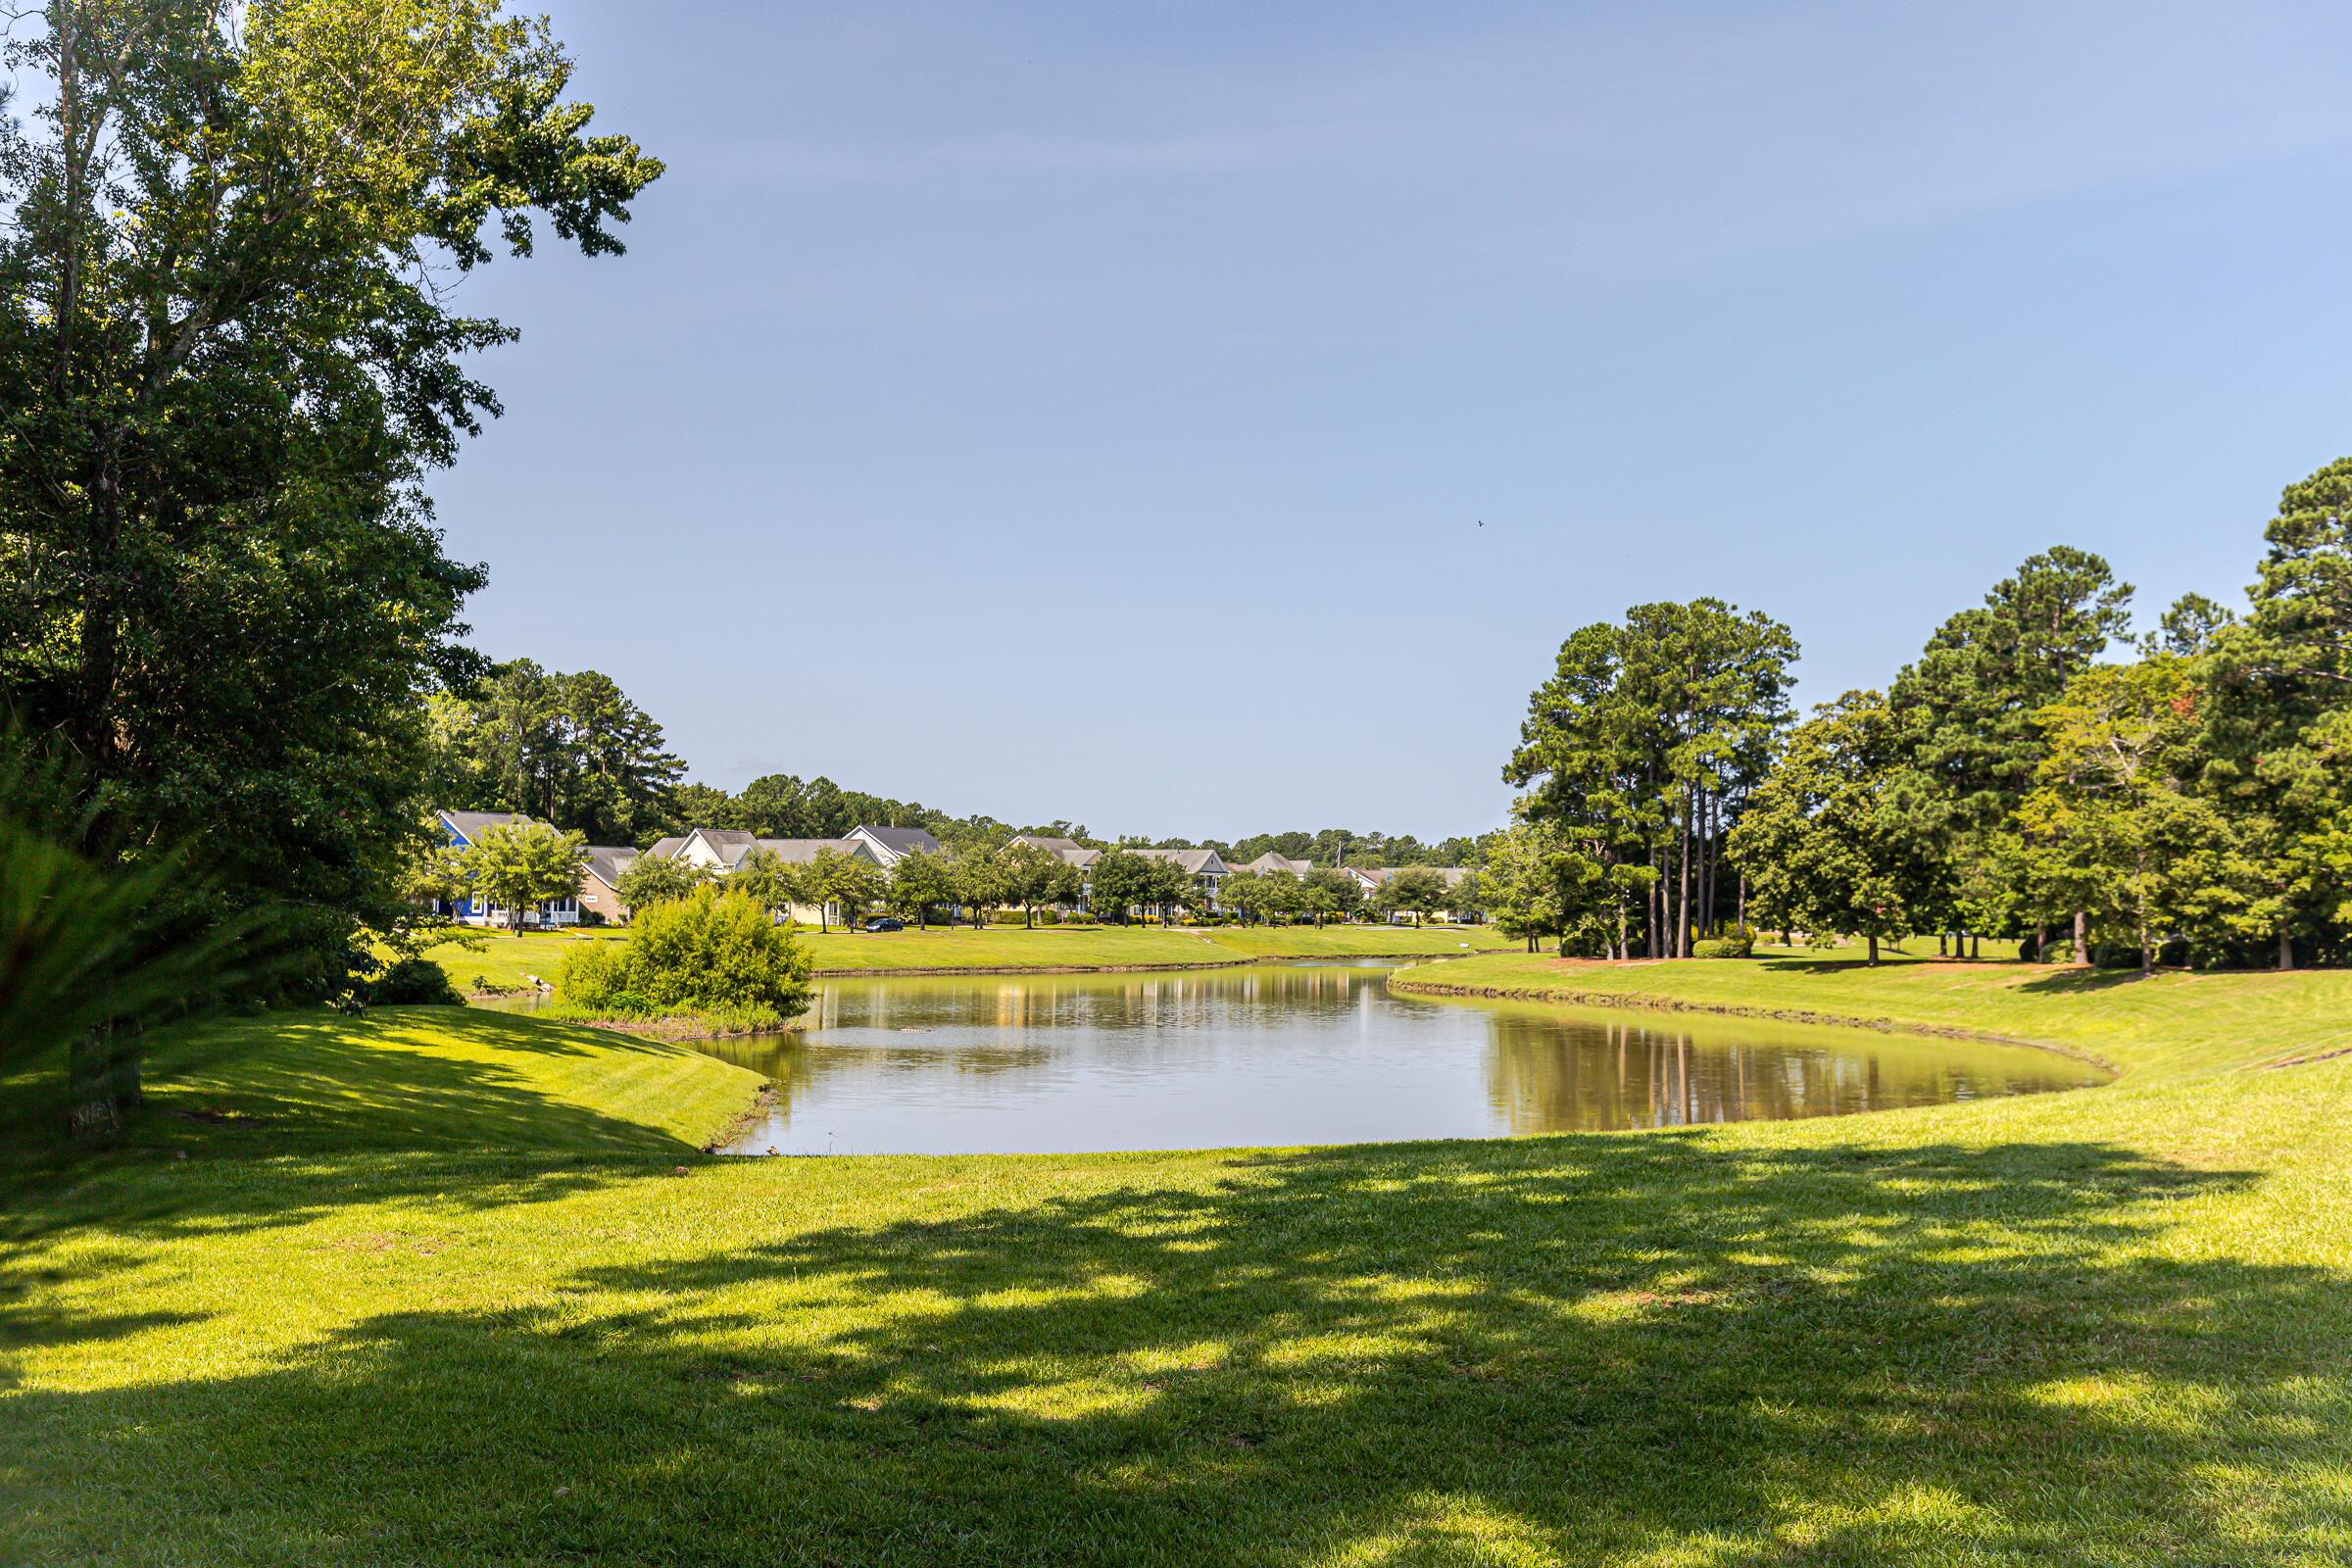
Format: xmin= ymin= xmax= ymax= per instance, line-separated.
xmin=7 ymin=961 xmax=2352 ymax=1561
xmin=1390 ymin=950 xmax=2352 ymax=1081
xmin=1203 ymin=924 xmax=1518 ymax=958
xmin=412 ymin=927 xmax=623 ymax=995
xmin=418 ymin=923 xmax=1516 ymax=990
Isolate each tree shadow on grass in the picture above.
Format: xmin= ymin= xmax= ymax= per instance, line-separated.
xmin=10 ymin=1006 xmax=715 ymax=1162
xmin=5 ymin=1131 xmax=2345 ymax=1565
xmin=2012 ymin=967 xmax=2172 ymax=998
xmin=0 ymin=1007 xmax=733 ymax=1253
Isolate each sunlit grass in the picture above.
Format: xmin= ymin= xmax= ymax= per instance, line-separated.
xmin=6 ymin=952 xmax=2352 ymax=1562
xmin=418 ymin=922 xmax=1514 ymax=991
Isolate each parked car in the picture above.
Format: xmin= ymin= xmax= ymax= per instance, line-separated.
xmin=861 ymin=917 xmax=904 ymax=933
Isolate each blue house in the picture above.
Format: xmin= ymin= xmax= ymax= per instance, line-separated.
xmin=435 ymin=809 xmax=583 ymax=929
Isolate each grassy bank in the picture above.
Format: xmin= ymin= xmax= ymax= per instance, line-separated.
xmin=4 ymin=998 xmax=2348 ymax=1564
xmin=10 ymin=952 xmax=2352 ymax=1562
xmin=419 ymin=923 xmax=1514 ymax=992
xmin=1388 ymin=951 xmax=2352 ymax=1081
xmin=2 ymin=1006 xmax=763 ymax=1161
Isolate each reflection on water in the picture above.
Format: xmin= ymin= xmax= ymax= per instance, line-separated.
xmin=694 ymin=963 xmax=2107 ymax=1155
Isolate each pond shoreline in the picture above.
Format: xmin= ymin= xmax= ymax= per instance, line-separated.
xmin=1382 ymin=966 xmax=2121 ymax=1075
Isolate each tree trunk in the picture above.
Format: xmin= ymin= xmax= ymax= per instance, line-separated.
xmin=1970 ymin=933 xmax=1980 ymax=959
xmin=1938 ymin=932 xmax=1947 ymax=956
xmin=1867 ymin=933 xmax=1880 ymax=967
xmin=1677 ymin=787 xmax=1692 ymax=958
xmin=2278 ymin=921 xmax=2295 ymax=971
xmin=1646 ymin=846 xmax=1660 ymax=958
xmin=67 ymin=1019 xmax=140 ymax=1141
xmin=2073 ymin=909 xmax=2089 ymax=967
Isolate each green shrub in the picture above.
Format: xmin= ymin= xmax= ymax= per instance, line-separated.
xmin=559 ymin=888 xmax=812 ymax=1019
xmin=1691 ymin=938 xmax=1752 ymax=959
xmin=1039 ymin=909 xmax=1061 ymax=926
xmin=372 ymin=956 xmax=463 ymax=1005
xmin=989 ymin=909 xmax=1026 ymax=924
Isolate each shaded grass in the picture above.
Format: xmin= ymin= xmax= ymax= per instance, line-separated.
xmin=4 ymin=1059 xmax=2349 ymax=1565
xmin=4 ymin=1006 xmax=764 ymax=1160
xmin=1391 ymin=951 xmax=2352 ymax=1082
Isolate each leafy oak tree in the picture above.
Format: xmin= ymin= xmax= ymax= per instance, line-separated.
xmin=1729 ymin=692 xmax=1943 ymax=965
xmin=0 ymin=0 xmax=661 ymax=1118
xmin=887 ymin=850 xmax=956 ymax=929
xmin=614 ymin=853 xmax=705 ymax=914
xmin=1381 ymin=866 xmax=1448 ymax=927
xmin=458 ymin=820 xmax=587 ymax=930
xmin=1087 ymin=849 xmax=1154 ymax=925
xmin=2017 ymin=658 xmax=2254 ymax=974
xmin=805 ymin=847 xmax=883 ymax=933
xmin=729 ymin=848 xmax=806 ymax=926
xmin=1301 ymin=866 xmax=1360 ymax=926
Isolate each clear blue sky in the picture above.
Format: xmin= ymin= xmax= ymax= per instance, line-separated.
xmin=428 ymin=0 xmax=2352 ymax=843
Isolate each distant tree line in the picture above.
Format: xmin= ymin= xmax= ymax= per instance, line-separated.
xmin=434 ymin=662 xmax=1500 ymax=863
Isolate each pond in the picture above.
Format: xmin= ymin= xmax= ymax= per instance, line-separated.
xmin=679 ymin=961 xmax=2107 ymax=1155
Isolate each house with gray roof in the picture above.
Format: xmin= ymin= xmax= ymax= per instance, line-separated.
xmin=845 ymin=823 xmax=945 ymax=866
xmin=1128 ymin=847 xmax=1230 ymax=913
xmin=659 ymin=827 xmax=884 ymax=926
xmin=1234 ymin=851 xmax=1311 ymax=877
xmin=432 ymin=808 xmax=582 ymax=928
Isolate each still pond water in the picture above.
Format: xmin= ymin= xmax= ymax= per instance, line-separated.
xmin=665 ymin=961 xmax=2105 ymax=1155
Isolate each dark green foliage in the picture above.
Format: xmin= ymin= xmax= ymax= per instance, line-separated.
xmin=2197 ymin=457 xmax=2352 ymax=966
xmin=370 ymin=956 xmax=464 ymax=1006
xmin=436 ymin=662 xmax=684 ymax=846
xmin=1888 ymin=547 xmax=2134 ymax=831
xmin=1507 ymin=600 xmax=1798 ymax=957
xmin=1730 ymin=692 xmax=1946 ymax=965
xmin=0 ymin=0 xmax=661 ymax=1071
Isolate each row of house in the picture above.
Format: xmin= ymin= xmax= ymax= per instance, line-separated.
xmin=433 ymin=809 xmax=1477 ymax=928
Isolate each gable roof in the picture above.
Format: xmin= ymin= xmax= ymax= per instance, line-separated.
xmin=582 ymin=849 xmax=636 ymax=890
xmin=441 ymin=809 xmax=531 ymax=845
xmin=1132 ymin=847 xmax=1227 ymax=876
xmin=1009 ymin=835 xmax=1084 ymax=856
xmin=850 ymin=823 xmax=944 ymax=855
xmin=747 ymin=837 xmax=873 ymax=865
xmin=1236 ymin=852 xmax=1310 ymax=876
xmin=644 ymin=836 xmax=688 ymax=860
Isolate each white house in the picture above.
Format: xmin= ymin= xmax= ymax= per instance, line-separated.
xmin=659 ymin=828 xmax=885 ymax=925
xmin=844 ymin=823 xmax=946 ymax=867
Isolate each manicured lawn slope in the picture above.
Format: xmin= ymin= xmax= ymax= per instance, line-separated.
xmin=1393 ymin=951 xmax=2352 ymax=1081
xmin=72 ymin=1006 xmax=763 ymax=1156
xmin=6 ymin=1054 xmax=2349 ymax=1565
